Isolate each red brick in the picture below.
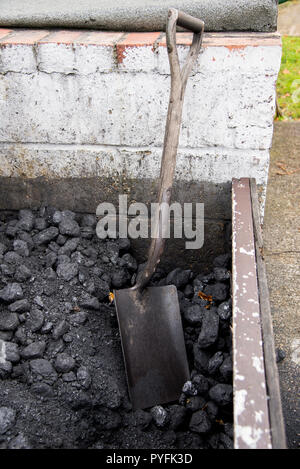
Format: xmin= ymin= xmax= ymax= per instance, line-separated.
xmin=158 ymin=31 xmax=281 ymax=49
xmin=0 ymin=29 xmax=13 ymax=40
xmin=0 ymin=29 xmax=49 ymax=45
xmin=119 ymin=32 xmax=161 ymax=46
xmin=74 ymin=31 xmax=124 ymax=46
xmin=116 ymin=32 xmax=161 ymax=63
xmin=38 ymin=30 xmax=83 ymax=44
xmin=158 ymin=33 xmax=193 ymax=47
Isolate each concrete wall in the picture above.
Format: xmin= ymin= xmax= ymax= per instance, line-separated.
xmin=0 ymin=29 xmax=282 ymax=268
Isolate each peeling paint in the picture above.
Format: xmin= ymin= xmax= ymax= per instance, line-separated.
xmin=252 ymin=355 xmax=264 ymax=374
xmin=235 ymin=425 xmax=264 ymax=449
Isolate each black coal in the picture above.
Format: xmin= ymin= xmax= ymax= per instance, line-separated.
xmin=0 ymin=208 xmax=233 ymax=449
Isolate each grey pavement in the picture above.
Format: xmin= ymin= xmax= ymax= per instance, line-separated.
xmin=264 ymin=121 xmax=300 ymax=449
xmin=278 ymin=0 xmax=300 ymax=36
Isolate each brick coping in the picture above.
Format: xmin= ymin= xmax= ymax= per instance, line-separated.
xmin=0 ymin=28 xmax=281 ymax=49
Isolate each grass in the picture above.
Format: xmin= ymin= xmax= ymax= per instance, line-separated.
xmin=276 ymin=36 xmax=300 ymax=120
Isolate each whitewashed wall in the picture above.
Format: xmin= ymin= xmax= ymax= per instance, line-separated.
xmin=0 ymin=30 xmax=281 ymax=214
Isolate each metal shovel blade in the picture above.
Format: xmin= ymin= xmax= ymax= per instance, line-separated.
xmin=114 ymin=285 xmax=190 ymax=410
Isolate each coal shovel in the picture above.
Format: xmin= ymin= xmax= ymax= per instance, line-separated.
xmin=114 ymin=9 xmax=204 ymax=410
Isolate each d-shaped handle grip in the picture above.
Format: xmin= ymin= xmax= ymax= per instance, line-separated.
xmin=176 ymin=10 xmax=204 ymax=34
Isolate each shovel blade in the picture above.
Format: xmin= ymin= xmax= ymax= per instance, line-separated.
xmin=114 ymin=285 xmax=190 ymax=410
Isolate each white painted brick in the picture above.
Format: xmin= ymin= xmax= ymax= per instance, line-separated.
xmin=37 ymin=43 xmax=77 ymax=74
xmin=0 ymin=34 xmax=281 ymax=211
xmin=74 ymin=45 xmax=116 ymax=73
xmin=0 ymin=65 xmax=279 ymax=150
xmin=0 ymin=44 xmax=37 ymax=73
xmin=119 ymin=45 xmax=158 ymax=72
xmin=37 ymin=43 xmax=117 ymax=74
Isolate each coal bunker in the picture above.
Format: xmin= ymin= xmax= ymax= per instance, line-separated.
xmin=0 ymin=208 xmax=233 ymax=449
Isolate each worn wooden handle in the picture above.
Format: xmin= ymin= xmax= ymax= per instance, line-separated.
xmin=133 ymin=9 xmax=204 ymax=292
xmin=177 ymin=10 xmax=204 ymax=34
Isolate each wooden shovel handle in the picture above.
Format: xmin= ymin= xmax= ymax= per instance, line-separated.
xmin=133 ymin=9 xmax=204 ymax=292
xmin=177 ymin=10 xmax=205 ymax=33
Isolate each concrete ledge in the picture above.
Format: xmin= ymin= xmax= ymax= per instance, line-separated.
xmin=0 ymin=0 xmax=278 ymax=32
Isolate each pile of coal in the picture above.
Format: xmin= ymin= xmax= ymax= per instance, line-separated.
xmin=0 ymin=208 xmax=233 ymax=449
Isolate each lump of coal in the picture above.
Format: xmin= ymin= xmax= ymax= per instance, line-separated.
xmin=185 ymin=396 xmax=206 ymax=413
xmin=125 ymin=409 xmax=152 ymax=430
xmin=77 ymin=366 xmax=92 ymax=390
xmin=3 ymin=341 xmax=20 ymax=363
xmin=111 ymin=269 xmax=131 ymax=289
xmin=219 ymin=356 xmax=233 ymax=382
xmin=209 ymin=384 xmax=233 ymax=406
xmin=183 ymin=284 xmax=194 ymax=298
xmin=166 ymin=268 xmax=192 ymax=289
xmin=79 ymin=294 xmax=100 ymax=311
xmin=30 ymin=382 xmax=54 ymax=398
xmin=0 ymin=407 xmax=16 ymax=435
xmin=29 ymin=359 xmax=58 ymax=384
xmin=0 ymin=313 xmax=19 ymax=331
xmin=118 ymin=238 xmax=131 ymax=252
xmin=203 ymin=283 xmax=228 ymax=302
xmin=34 ymin=218 xmax=48 ymax=231
xmin=119 ymin=253 xmax=137 ymax=271
xmin=168 ymin=405 xmax=187 ymax=430
xmin=33 ymin=227 xmax=59 ymax=246
xmin=193 ymin=344 xmax=210 ymax=374
xmin=69 ymin=312 xmax=87 ymax=326
xmin=213 ymin=253 xmax=231 ymax=268
xmin=26 ymin=307 xmax=44 ymax=332
xmin=189 ymin=410 xmax=212 ymax=434
xmin=20 ymin=341 xmax=46 ymax=360
xmin=8 ymin=299 xmax=30 ymax=313
xmin=217 ymin=301 xmax=231 ymax=321
xmin=183 ymin=304 xmax=204 ymax=326
xmin=58 ymin=238 xmax=80 ymax=256
xmin=276 ymin=348 xmax=286 ymax=363
xmin=56 ymin=262 xmax=79 ymax=281
xmin=213 ymin=267 xmax=230 ymax=282
xmin=0 ymin=283 xmax=23 ymax=303
xmin=192 ymin=374 xmax=209 ymax=395
xmin=52 ymin=320 xmax=69 ymax=340
xmin=208 ymin=351 xmax=224 ymax=375
xmin=197 ymin=309 xmax=219 ymax=349
xmin=14 ymin=265 xmax=31 ymax=282
xmin=81 ymin=214 xmax=96 ymax=228
xmin=59 ymin=217 xmax=80 ymax=237
xmin=206 ymin=401 xmax=219 ymax=421
xmin=150 ymin=406 xmax=169 ymax=428
xmin=182 ymin=380 xmax=198 ymax=397
xmin=54 ymin=353 xmax=76 ymax=373
xmin=13 ymin=239 xmax=29 ymax=257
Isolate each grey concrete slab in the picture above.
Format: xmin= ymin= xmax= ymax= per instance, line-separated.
xmin=0 ymin=0 xmax=278 ymax=32
xmin=264 ymin=122 xmax=300 ymax=449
